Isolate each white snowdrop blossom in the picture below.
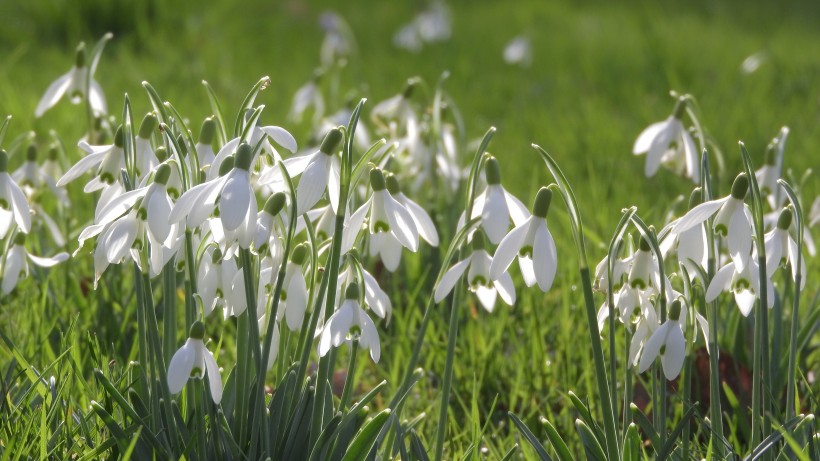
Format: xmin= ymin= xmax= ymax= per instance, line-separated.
xmin=0 ymin=150 xmax=32 ymax=239
xmin=633 ymin=97 xmax=699 ymax=183
xmin=253 ymin=192 xmax=288 ymax=255
xmin=490 ymin=187 xmax=557 ymax=292
xmin=276 ymin=244 xmax=310 ymax=332
xmin=593 ymin=253 xmax=629 ymax=293
xmin=57 ymin=126 xmax=125 ymax=193
xmin=503 ymin=36 xmax=532 ymax=67
xmin=344 ymin=169 xmax=419 ymax=271
xmin=435 ymin=231 xmax=515 ymax=313
xmin=465 ymin=157 xmax=529 ymax=244
xmin=672 ymin=173 xmax=752 ymax=271
xmin=638 ymin=301 xmax=686 ymax=380
xmin=337 ymin=265 xmax=392 ymax=323
xmin=196 ymin=247 xmax=243 ymax=317
xmin=754 ymin=127 xmax=789 ymax=209
xmin=660 ymin=188 xmax=709 ymax=280
xmin=706 ymin=258 xmax=774 ymax=317
xmin=627 ymin=238 xmax=661 ymax=292
xmin=385 ymin=174 xmax=439 ymax=247
xmin=764 ymin=208 xmax=806 ymax=289
xmin=270 ymin=128 xmax=342 ymax=215
xmin=12 ymin=145 xmax=69 ymax=205
xmin=290 ymin=75 xmax=325 ymax=124
xmin=170 ymin=143 xmax=258 ymax=248
xmin=318 ymin=283 xmax=381 ymax=363
xmin=167 ymin=321 xmax=222 ymax=404
xmin=319 ymin=11 xmax=353 ymax=67
xmin=393 ymin=1 xmax=451 ymax=52
xmin=1 ymin=233 xmax=69 ymax=295
xmin=35 ymin=40 xmax=108 ymax=118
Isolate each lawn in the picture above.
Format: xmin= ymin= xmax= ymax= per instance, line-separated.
xmin=0 ymin=0 xmax=818 ymax=459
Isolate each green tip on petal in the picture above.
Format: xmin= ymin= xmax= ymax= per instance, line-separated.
xmin=218 ymin=156 xmax=235 ymax=176
xmin=199 ymin=117 xmax=216 ymax=145
xmin=319 ymin=128 xmax=343 ymax=155
xmin=235 ymin=143 xmax=253 ymax=171
xmin=730 ymin=173 xmax=749 ymax=200
xmin=113 ymin=125 xmax=124 ymax=148
xmin=385 ymin=173 xmax=400 ymax=195
xmin=532 ymin=187 xmax=552 ymax=218
xmin=138 ymin=113 xmax=158 ymax=139
xmin=370 ymin=168 xmax=386 ymax=191
xmin=291 ymin=243 xmax=309 ymax=265
xmin=189 ymin=321 xmax=205 ymax=340
xmin=75 ymin=42 xmax=87 ymax=68
xmin=264 ymin=192 xmax=286 ymax=216
xmin=471 ymin=229 xmax=487 ymax=251
xmin=13 ymin=232 xmax=26 ymax=246
xmin=688 ymin=187 xmax=702 ymax=210
xmin=668 ymin=300 xmax=682 ymax=321
xmin=402 ymin=78 xmax=417 ymax=99
xmin=155 ymin=146 xmax=168 ymax=162
xmin=26 ymin=144 xmax=37 ymax=162
xmin=672 ymin=96 xmax=687 ymax=120
xmin=0 ymin=150 xmax=6 ymax=172
xmin=639 ymin=236 xmax=652 ymax=252
xmin=777 ymin=208 xmax=793 ymax=230
xmin=154 ymin=164 xmax=171 ymax=185
xmin=344 ymin=282 xmax=360 ymax=300
xmin=485 ymin=157 xmax=501 ymax=185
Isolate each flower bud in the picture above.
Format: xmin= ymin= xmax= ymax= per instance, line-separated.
xmin=74 ymin=42 xmax=87 ymax=68
xmin=385 ymin=173 xmax=400 ymax=195
xmin=776 ymin=207 xmax=793 ymax=230
xmin=189 ymin=321 xmax=206 ymax=340
xmin=344 ymin=282 xmax=360 ymax=300
xmin=291 ymin=243 xmax=309 ymax=265
xmin=113 ymin=125 xmax=125 ymax=148
xmin=154 ymin=163 xmax=171 ymax=185
xmin=235 ymin=143 xmax=253 ymax=171
xmin=138 ymin=113 xmax=158 ymax=139
xmin=532 ymin=187 xmax=552 ymax=218
xmin=730 ymin=173 xmax=749 ymax=200
xmin=319 ymin=128 xmax=343 ymax=155
xmin=263 ymin=192 xmax=287 ymax=216
xmin=668 ymin=299 xmax=682 ymax=321
xmin=672 ymin=96 xmax=686 ymax=120
xmin=199 ymin=117 xmax=216 ymax=145
xmin=370 ymin=168 xmax=386 ymax=191
xmin=26 ymin=144 xmax=37 ymax=162
xmin=485 ymin=157 xmax=501 ymax=185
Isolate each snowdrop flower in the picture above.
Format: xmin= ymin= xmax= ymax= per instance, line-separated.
xmin=633 ymin=97 xmax=699 ymax=183
xmin=195 ymin=118 xmax=217 ymax=171
xmin=490 ymin=187 xmax=557 ymax=292
xmin=628 ymin=302 xmax=659 ymax=366
xmin=275 ymin=128 xmax=342 ymax=215
xmin=35 ymin=40 xmax=108 ymax=118
xmin=170 ymin=143 xmax=258 ymax=247
xmin=706 ymin=257 xmax=774 ymax=317
xmin=0 ymin=150 xmax=32 ymax=238
xmin=593 ymin=252 xmax=629 ymax=293
xmin=345 ymin=168 xmax=419 ymax=271
xmin=764 ymin=208 xmax=806 ymax=289
xmin=755 ymin=127 xmax=789 ymax=209
xmin=338 ymin=264 xmax=392 ymax=323
xmin=1 ymin=233 xmax=68 ymax=295
xmin=319 ymin=11 xmax=354 ymax=67
xmin=12 ymin=144 xmax=68 ymax=204
xmin=57 ymin=126 xmax=125 ymax=192
xmin=503 ymin=36 xmax=532 ymax=67
xmin=638 ymin=300 xmax=686 ymax=380
xmin=673 ymin=173 xmax=752 ymax=271
xmin=276 ymin=244 xmax=310 ymax=332
xmin=253 ymin=192 xmax=288 ymax=255
xmin=628 ymin=237 xmax=661 ymax=291
xmin=167 ymin=321 xmax=222 ymax=404
xmin=196 ymin=247 xmax=241 ymax=317
xmin=318 ymin=283 xmax=381 ymax=363
xmin=385 ymin=174 xmax=439 ymax=247
xmin=661 ymin=188 xmax=709 ymax=280
xmin=471 ymin=157 xmax=529 ymax=244
xmin=290 ymin=73 xmax=325 ymax=124
xmin=435 ymin=230 xmax=515 ymax=313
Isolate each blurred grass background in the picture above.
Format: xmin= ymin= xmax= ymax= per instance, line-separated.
xmin=1 ymin=0 xmax=818 ymax=457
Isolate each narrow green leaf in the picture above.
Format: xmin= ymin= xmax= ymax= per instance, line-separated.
xmin=622 ymin=423 xmax=642 ymax=461
xmin=340 ymin=409 xmax=392 ymax=461
xmin=508 ymin=412 xmax=552 ymax=461
xmin=576 ymin=419 xmax=606 ymax=461
xmin=234 ymin=76 xmax=271 ymax=137
xmin=201 ymin=80 xmax=228 ymax=145
xmin=541 ymin=417 xmax=573 ymax=461
xmin=630 ymin=403 xmax=660 ymax=454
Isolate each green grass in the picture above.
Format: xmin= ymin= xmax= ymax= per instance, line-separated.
xmin=1 ymin=0 xmax=818 ymax=458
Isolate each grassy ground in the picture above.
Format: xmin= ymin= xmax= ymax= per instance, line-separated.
xmin=1 ymin=0 xmax=818 ymax=458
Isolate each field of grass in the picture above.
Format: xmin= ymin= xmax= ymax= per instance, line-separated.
xmin=1 ymin=0 xmax=818 ymax=459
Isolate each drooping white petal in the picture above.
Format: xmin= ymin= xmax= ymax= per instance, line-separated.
xmin=220 ymin=172 xmax=252 ymax=231
xmin=661 ymin=325 xmax=686 ymax=380
xmin=434 ymin=257 xmax=470 ymax=303
xmin=35 ymin=71 xmax=72 ymax=117
xmin=167 ymin=340 xmax=197 ymax=394
xmin=482 ymin=185 xmax=509 ymax=244
xmin=644 ymin=119 xmax=675 ymax=177
xmin=382 ymin=192 xmax=418 ymax=251
xmin=493 ymin=271 xmax=516 ymax=306
xmin=330 ymin=301 xmax=356 ymax=347
xmin=55 ymin=147 xmax=108 ymax=187
xmin=399 ymin=193 xmax=439 ymax=246
xmin=358 ymin=306 xmax=381 ymax=363
xmin=27 ymin=252 xmax=69 ymax=268
xmin=370 ymin=232 xmax=403 ymax=272
xmin=787 ymin=237 xmax=807 ymax=290
xmin=6 ymin=176 xmax=32 ymax=232
xmin=734 ymin=289 xmax=756 ymax=317
xmin=638 ymin=322 xmax=669 ymax=373
xmin=146 ymin=188 xmax=173 ymax=242
xmin=681 ymin=129 xmax=699 ymax=184
xmin=633 ymin=120 xmax=667 ymax=154
xmin=203 ymin=348 xmax=223 ymax=404
xmin=474 ymin=285 xmax=498 ymax=312
xmin=260 ymin=126 xmax=298 ymax=154
xmin=285 ymin=270 xmax=308 ymax=331
xmin=103 ymin=215 xmax=138 ymax=263
xmin=705 ymin=262 xmax=736 ymax=302
xmin=342 ymin=200 xmax=369 ymax=253
xmin=490 ymin=219 xmax=529 ymax=281
xmin=95 ymin=187 xmax=147 ymax=225
xmin=504 ymin=191 xmax=530 ymax=227
xmin=169 ymin=180 xmax=216 ymax=224
xmin=88 ymin=79 xmax=107 ymax=115
xmin=532 ymin=220 xmax=558 ymax=292
xmin=296 ymin=154 xmax=329 ymax=215
xmin=673 ymin=197 xmax=728 ymax=235
xmin=2 ymin=246 xmax=26 ymax=294
xmin=328 ymin=157 xmax=341 ymax=214
xmin=727 ymin=205 xmax=752 ymax=271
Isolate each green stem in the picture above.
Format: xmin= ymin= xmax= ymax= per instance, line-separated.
xmin=786 ymin=272 xmax=802 ymax=420
xmin=339 ymin=340 xmax=359 ymax=411
xmin=239 ymin=248 xmax=262 ymax=457
xmin=435 ymin=287 xmax=461 ymax=461
xmin=162 ymin=261 xmax=177 ymax=365
xmin=184 ymin=230 xmax=198 ymax=328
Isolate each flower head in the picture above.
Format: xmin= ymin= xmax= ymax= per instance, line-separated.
xmin=638 ymin=300 xmax=686 ymax=380
xmin=167 ymin=321 xmax=222 ymax=404
xmin=318 ymin=283 xmax=381 ymax=362
xmin=35 ymin=39 xmax=109 ymax=118
xmin=0 ymin=150 xmax=32 ymax=238
xmin=633 ymin=97 xmax=698 ymax=183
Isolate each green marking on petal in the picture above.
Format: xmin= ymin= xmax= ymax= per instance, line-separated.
xmin=373 ymin=220 xmax=390 ymax=233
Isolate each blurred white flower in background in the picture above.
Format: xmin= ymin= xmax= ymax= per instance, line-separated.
xmin=393 ymin=1 xmax=451 ymax=52
xmin=503 ymin=36 xmax=532 ymax=67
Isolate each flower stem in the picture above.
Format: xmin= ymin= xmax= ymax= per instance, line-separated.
xmin=435 ymin=287 xmax=461 ymax=461
xmin=339 ymin=340 xmax=359 ymax=411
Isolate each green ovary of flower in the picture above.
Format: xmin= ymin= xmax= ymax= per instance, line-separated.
xmin=100 ymin=172 xmax=115 ymax=184
xmin=714 ymin=224 xmax=728 ymax=236
xmin=373 ymin=220 xmax=390 ymax=233
xmin=630 ymin=278 xmax=647 ymax=289
xmin=519 ymin=245 xmax=533 ymax=258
